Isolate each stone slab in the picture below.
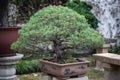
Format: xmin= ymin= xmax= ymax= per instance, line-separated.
xmin=40 ymin=73 xmax=88 ymax=80
xmin=93 ymin=53 xmax=120 ymax=66
xmin=68 ymin=76 xmax=88 ymax=80
xmin=52 ymin=76 xmax=88 ymax=80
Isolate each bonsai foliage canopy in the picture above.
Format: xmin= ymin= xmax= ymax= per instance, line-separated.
xmin=11 ymin=6 xmax=104 ymax=62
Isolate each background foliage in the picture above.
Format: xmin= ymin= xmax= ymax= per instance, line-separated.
xmin=65 ymin=0 xmax=98 ymax=29
xmin=16 ymin=60 xmax=40 ymax=74
xmin=11 ymin=0 xmax=68 ymax=23
xmin=109 ymin=45 xmax=120 ymax=55
xmin=10 ymin=0 xmax=98 ymax=28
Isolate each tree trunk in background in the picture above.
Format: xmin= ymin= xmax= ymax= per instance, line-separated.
xmin=0 ymin=0 xmax=9 ymax=27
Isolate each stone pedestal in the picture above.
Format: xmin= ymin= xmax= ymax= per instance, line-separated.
xmin=96 ymin=44 xmax=110 ymax=53
xmin=93 ymin=53 xmax=120 ymax=80
xmin=0 ymin=54 xmax=23 ymax=80
xmin=94 ymin=44 xmax=110 ymax=72
xmin=94 ymin=60 xmax=104 ymax=72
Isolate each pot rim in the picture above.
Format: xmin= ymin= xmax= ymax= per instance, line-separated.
xmin=40 ymin=59 xmax=90 ymax=67
xmin=0 ymin=26 xmax=21 ymax=30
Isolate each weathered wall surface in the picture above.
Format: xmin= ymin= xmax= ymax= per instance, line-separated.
xmin=8 ymin=3 xmax=17 ymax=27
xmin=85 ymin=0 xmax=120 ymax=39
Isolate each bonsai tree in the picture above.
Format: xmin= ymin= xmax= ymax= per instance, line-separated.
xmin=11 ymin=5 xmax=104 ymax=63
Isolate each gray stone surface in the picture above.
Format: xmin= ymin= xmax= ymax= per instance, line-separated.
xmin=94 ymin=60 xmax=104 ymax=72
xmin=0 ymin=54 xmax=23 ymax=80
xmin=0 ymin=75 xmax=18 ymax=80
xmin=40 ymin=73 xmax=88 ymax=80
xmin=68 ymin=76 xmax=88 ymax=80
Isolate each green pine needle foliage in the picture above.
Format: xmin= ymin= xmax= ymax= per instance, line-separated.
xmin=11 ymin=5 xmax=104 ymax=56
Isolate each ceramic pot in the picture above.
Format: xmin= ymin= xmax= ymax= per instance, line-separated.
xmin=0 ymin=27 xmax=21 ymax=57
xmin=40 ymin=59 xmax=90 ymax=78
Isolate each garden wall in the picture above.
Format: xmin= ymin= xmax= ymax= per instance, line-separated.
xmin=85 ymin=0 xmax=120 ymax=40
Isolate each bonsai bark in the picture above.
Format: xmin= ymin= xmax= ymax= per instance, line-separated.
xmin=51 ymin=39 xmax=73 ymax=63
xmin=0 ymin=0 xmax=9 ymax=27
xmin=52 ymin=39 xmax=65 ymax=63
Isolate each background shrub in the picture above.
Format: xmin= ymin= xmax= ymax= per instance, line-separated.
xmin=109 ymin=45 xmax=120 ymax=55
xmin=65 ymin=0 xmax=98 ymax=29
xmin=16 ymin=60 xmax=40 ymax=75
